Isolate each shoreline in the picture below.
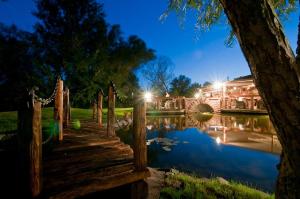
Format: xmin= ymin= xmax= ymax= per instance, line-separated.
xmin=146 ymin=167 xmax=274 ymax=199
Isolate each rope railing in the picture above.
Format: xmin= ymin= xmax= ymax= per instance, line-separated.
xmin=34 ymin=76 xmax=62 ymax=145
xmin=33 ymin=76 xmax=61 ymax=106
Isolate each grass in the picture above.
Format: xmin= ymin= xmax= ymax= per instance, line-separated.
xmin=160 ymin=170 xmax=274 ymax=199
xmin=0 ymin=107 xmax=133 ymax=134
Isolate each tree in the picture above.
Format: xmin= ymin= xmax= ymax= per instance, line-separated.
xmin=170 ymin=75 xmax=191 ymax=96
xmin=188 ymin=82 xmax=201 ymax=97
xmin=141 ymin=56 xmax=174 ymax=95
xmin=34 ymin=0 xmax=154 ymax=107
xmin=165 ymin=0 xmax=300 ymax=198
xmin=203 ymin=81 xmax=212 ymax=87
xmin=0 ymin=24 xmax=44 ymax=111
xmin=170 ymin=75 xmax=201 ymax=97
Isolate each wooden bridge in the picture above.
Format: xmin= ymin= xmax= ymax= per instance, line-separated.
xmin=17 ymin=79 xmax=149 ymax=198
xmin=43 ymin=120 xmax=149 ymax=198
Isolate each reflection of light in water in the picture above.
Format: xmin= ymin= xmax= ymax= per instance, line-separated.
xmin=216 ymin=137 xmax=221 ymax=144
xmin=146 ymin=125 xmax=153 ymax=130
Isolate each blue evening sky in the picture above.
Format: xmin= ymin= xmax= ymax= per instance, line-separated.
xmin=0 ymin=0 xmax=298 ymax=86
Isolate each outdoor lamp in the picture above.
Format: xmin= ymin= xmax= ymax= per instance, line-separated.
xmin=144 ymin=91 xmax=152 ymax=102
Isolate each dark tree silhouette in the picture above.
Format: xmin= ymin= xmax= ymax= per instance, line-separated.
xmin=170 ymin=75 xmax=200 ymax=97
xmin=34 ymin=0 xmax=154 ymax=106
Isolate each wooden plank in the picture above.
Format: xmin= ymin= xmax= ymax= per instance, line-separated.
xmin=44 ymin=147 xmax=133 ymax=169
xmin=52 ymin=139 xmax=121 ymax=152
xmin=44 ymin=157 xmax=134 ymax=179
xmin=45 ymin=169 xmax=150 ymax=199
xmin=44 ymin=163 xmax=135 ymax=187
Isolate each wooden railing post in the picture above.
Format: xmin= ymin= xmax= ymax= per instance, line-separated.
xmin=107 ymin=83 xmax=115 ymax=136
xmin=54 ymin=78 xmax=63 ymax=141
xmin=97 ymin=90 xmax=103 ymax=127
xmin=92 ymin=101 xmax=97 ymax=120
xmin=63 ymin=88 xmax=70 ymax=128
xmin=17 ymin=91 xmax=42 ymax=197
xmin=133 ymin=98 xmax=147 ymax=171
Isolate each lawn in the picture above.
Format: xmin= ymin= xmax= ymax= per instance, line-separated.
xmin=160 ymin=170 xmax=274 ymax=199
xmin=0 ymin=107 xmax=133 ymax=134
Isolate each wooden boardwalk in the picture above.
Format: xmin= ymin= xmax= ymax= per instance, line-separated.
xmin=42 ymin=120 xmax=149 ymax=199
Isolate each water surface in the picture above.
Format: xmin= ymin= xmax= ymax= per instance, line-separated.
xmin=145 ymin=114 xmax=280 ymax=192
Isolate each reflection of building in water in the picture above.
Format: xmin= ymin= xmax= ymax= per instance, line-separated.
xmin=146 ymin=114 xmax=281 ymax=154
xmin=189 ymin=114 xmax=281 ymax=154
xmin=146 ymin=116 xmax=186 ymax=132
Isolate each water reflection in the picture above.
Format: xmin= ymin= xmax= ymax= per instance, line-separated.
xmin=146 ymin=114 xmax=281 ymax=154
xmin=145 ymin=114 xmax=280 ymax=192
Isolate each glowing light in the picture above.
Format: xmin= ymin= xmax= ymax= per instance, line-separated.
xmin=146 ymin=125 xmax=153 ymax=130
xmin=194 ymin=92 xmax=200 ymax=99
xmin=144 ymin=91 xmax=152 ymax=102
xmin=239 ymin=124 xmax=244 ymax=130
xmin=216 ymin=137 xmax=221 ymax=144
xmin=213 ymin=81 xmax=223 ymax=90
xmin=233 ymin=87 xmax=237 ymax=90
xmin=205 ymin=93 xmax=211 ymax=97
xmin=73 ymin=119 xmax=81 ymax=130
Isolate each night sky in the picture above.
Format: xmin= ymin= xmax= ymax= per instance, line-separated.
xmin=0 ymin=0 xmax=298 ymax=86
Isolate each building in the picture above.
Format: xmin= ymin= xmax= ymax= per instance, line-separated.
xmin=201 ymin=75 xmax=267 ymax=113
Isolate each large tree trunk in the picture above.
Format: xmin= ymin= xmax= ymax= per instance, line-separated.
xmin=219 ymin=0 xmax=300 ymax=198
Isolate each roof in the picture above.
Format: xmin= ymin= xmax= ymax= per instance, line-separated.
xmin=233 ymin=75 xmax=252 ymax=81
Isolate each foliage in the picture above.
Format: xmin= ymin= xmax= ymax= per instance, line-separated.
xmin=161 ymin=170 xmax=274 ymax=199
xmin=141 ymin=56 xmax=174 ymax=95
xmin=0 ymin=24 xmax=46 ymax=111
xmin=162 ymin=0 xmax=297 ymax=46
xmin=33 ymin=0 xmax=154 ymax=107
xmin=0 ymin=1 xmax=154 ymax=110
xmin=203 ymin=81 xmax=212 ymax=87
xmin=169 ymin=75 xmax=201 ymax=97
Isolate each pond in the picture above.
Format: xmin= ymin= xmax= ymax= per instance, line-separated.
xmin=145 ymin=114 xmax=280 ymax=192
